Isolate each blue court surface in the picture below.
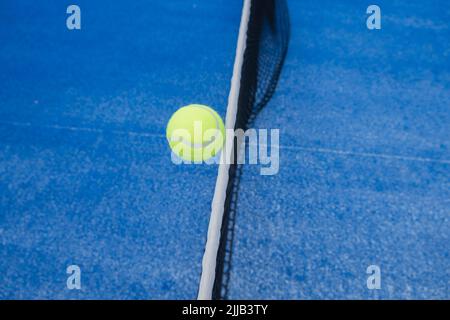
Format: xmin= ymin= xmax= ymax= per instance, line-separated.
xmin=0 ymin=0 xmax=449 ymax=299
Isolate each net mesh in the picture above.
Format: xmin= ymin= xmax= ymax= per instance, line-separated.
xmin=212 ymin=0 xmax=290 ymax=299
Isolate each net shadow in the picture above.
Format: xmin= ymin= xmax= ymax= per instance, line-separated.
xmin=212 ymin=0 xmax=291 ymax=300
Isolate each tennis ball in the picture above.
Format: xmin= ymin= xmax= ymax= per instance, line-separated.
xmin=166 ymin=104 xmax=225 ymax=162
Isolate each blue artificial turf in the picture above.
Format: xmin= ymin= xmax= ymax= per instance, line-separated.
xmin=0 ymin=0 xmax=241 ymax=299
xmin=226 ymin=0 xmax=450 ymax=299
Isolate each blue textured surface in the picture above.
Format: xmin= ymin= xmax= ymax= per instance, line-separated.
xmin=0 ymin=0 xmax=241 ymax=299
xmin=227 ymin=0 xmax=450 ymax=299
xmin=1 ymin=0 xmax=449 ymax=300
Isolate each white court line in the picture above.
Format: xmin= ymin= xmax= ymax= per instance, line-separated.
xmin=279 ymin=145 xmax=450 ymax=165
xmin=0 ymin=120 xmax=164 ymax=139
xmin=1 ymin=121 xmax=449 ymax=165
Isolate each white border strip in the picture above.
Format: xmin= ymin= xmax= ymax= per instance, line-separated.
xmin=197 ymin=0 xmax=252 ymax=300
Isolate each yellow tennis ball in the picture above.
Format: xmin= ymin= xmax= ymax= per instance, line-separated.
xmin=166 ymin=104 xmax=225 ymax=162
